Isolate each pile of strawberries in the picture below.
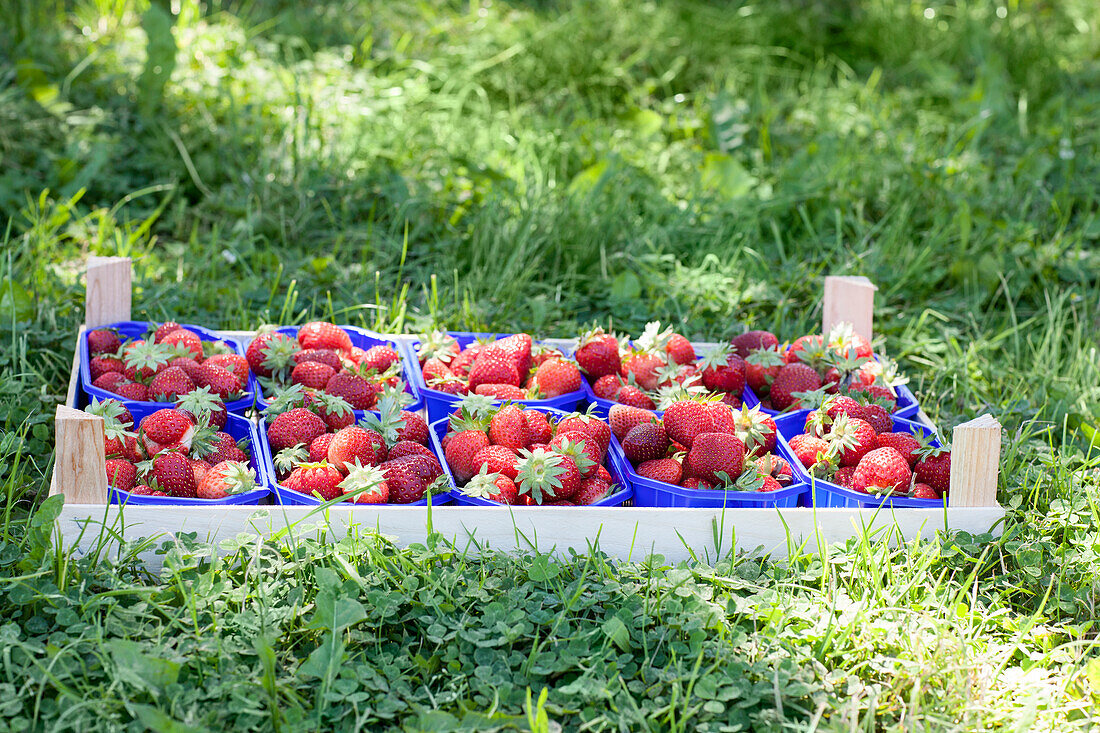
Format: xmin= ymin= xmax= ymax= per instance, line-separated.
xmin=576 ymin=323 xmax=744 ymax=412
xmin=416 ymin=332 xmax=582 ymax=400
xmin=87 ymin=322 xmax=249 ymax=404
xmin=246 ymin=322 xmax=408 ymax=412
xmin=785 ymin=394 xmax=951 ymax=499
xmin=612 ymin=400 xmax=794 ymax=492
xmin=733 ymin=324 xmax=908 ymax=413
xmin=441 ymin=397 xmax=621 ymax=505
xmin=92 ymin=398 xmax=260 ymax=499
xmin=267 ymin=396 xmax=445 ymax=504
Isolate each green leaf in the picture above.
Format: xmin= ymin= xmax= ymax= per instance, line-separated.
xmin=138 ymin=3 xmax=177 ymax=116
xmin=568 ymin=158 xmax=611 ymax=196
xmin=701 ymin=152 xmax=756 ymax=200
xmin=107 ymin=640 xmax=181 ymax=692
xmin=527 ymin=556 xmax=561 ymax=583
xmin=127 ymin=704 xmax=208 ymax=733
xmin=0 ymin=278 xmax=34 ymax=323
xmin=299 ymin=633 xmax=346 ymax=681
xmin=601 ymin=616 xmax=631 ymax=652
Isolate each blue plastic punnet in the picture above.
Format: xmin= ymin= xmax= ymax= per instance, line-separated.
xmin=105 ymin=402 xmax=272 ymax=506
xmin=402 ymin=332 xmax=585 ymax=424
xmin=81 ymin=321 xmax=259 ymax=414
xmin=430 ymin=406 xmax=633 ymax=507
xmin=774 ymin=412 xmax=948 ymax=509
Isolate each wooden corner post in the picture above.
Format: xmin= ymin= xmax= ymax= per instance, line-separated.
xmin=823 ymin=275 xmax=876 ymax=340
xmin=50 ymin=406 xmax=108 ymax=504
xmin=949 ymin=415 xmax=1001 ymax=507
xmin=85 ymin=256 xmax=132 ymax=328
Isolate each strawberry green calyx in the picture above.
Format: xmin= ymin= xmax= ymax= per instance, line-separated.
xmin=273 ymin=446 xmax=308 ymax=474
xmin=263 ymin=384 xmax=311 ymax=418
xmin=123 ymin=341 xmax=174 ymax=381
xmin=824 ymin=413 xmax=861 ymax=454
xmin=913 ymin=429 xmax=950 ymax=460
xmin=175 ymin=387 xmax=222 ymax=422
xmin=635 ymin=321 xmax=674 ymax=354
xmin=338 ymin=459 xmax=388 ymax=498
xmin=651 ymin=382 xmax=708 ymax=411
xmin=448 ymin=394 xmax=497 ymax=432
xmin=699 ymin=343 xmax=733 ymax=371
xmin=865 ymin=355 xmax=909 ymax=388
xmin=735 ymin=405 xmax=774 ymax=450
xmin=789 ymin=385 xmax=830 ymax=411
xmin=219 ymin=461 xmax=257 ymax=495
xmin=804 ymin=408 xmax=832 ymax=438
xmin=416 ymin=331 xmax=459 ymax=364
xmin=313 ymin=390 xmax=353 ymax=419
xmin=358 ymin=395 xmax=406 ymax=448
xmin=379 ymin=380 xmax=414 ymax=407
xmin=188 ymin=423 xmax=221 ymax=459
xmin=462 ymin=465 xmax=507 ymax=500
xmin=514 ymin=448 xmax=567 ymax=505
xmin=85 ymin=399 xmax=135 ymax=440
xmin=746 ymin=346 xmax=785 ymax=368
xmin=550 ymin=437 xmax=597 ymax=476
xmin=260 ymin=337 xmax=299 ymax=381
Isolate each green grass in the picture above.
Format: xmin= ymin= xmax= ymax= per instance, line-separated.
xmin=2 ymin=0 xmax=1100 ymax=728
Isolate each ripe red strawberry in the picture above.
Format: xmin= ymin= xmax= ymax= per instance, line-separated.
xmin=575 ymin=329 xmax=621 ymax=379
xmin=515 ymin=448 xmax=580 ymax=502
xmin=360 ymin=345 xmax=400 ymax=373
xmin=338 ymin=461 xmax=390 ymax=503
xmin=204 ymin=352 xmax=249 ymax=378
xmin=832 ymin=466 xmax=856 ymax=488
xmin=662 ymin=401 xmax=715 ymax=449
xmin=444 ymin=430 xmax=492 ymax=484
xmin=246 ymin=331 xmax=299 ymax=378
xmin=700 ymin=347 xmax=746 ymax=394
xmin=608 ymin=404 xmax=655 ymax=441
xmin=769 ymin=363 xmax=822 ymax=411
xmin=197 ymin=431 xmax=249 ymax=465
xmin=161 ymin=329 xmax=204 ymax=360
xmin=495 ymin=334 xmax=533 ymax=379
xmin=167 ymin=356 xmax=203 ymax=383
xmin=395 ymin=411 xmax=429 ymax=445
xmin=105 ymin=459 xmax=137 ymax=492
xmin=533 ymin=359 xmax=582 ymax=397
xmin=617 ymin=385 xmax=655 ymax=409
xmin=685 ymin=433 xmax=745 ymax=484
xmin=113 ymin=381 xmax=150 ymax=401
xmin=448 ymin=348 xmax=479 ymax=377
xmin=147 ymin=366 xmax=195 ymax=402
xmin=549 ymin=430 xmax=601 ymax=478
xmin=153 ymin=322 xmax=182 ymax=343
xmin=87 ymin=329 xmax=122 ymax=355
xmin=828 ymin=327 xmax=874 ymax=359
xmin=328 ymin=426 xmax=387 ymax=471
xmin=325 ymin=372 xmax=378 ymax=410
xmin=555 ymin=413 xmax=611 ymax=458
xmin=874 ymin=432 xmax=921 ymax=466
xmin=744 ymin=346 xmax=785 ymax=394
xmin=297 ymin=322 xmax=352 ymax=351
xmin=851 ymin=447 xmax=912 ymax=495
xmin=387 ymin=440 xmax=435 ymax=462
xmin=788 ymin=433 xmax=831 ymax=469
xmin=461 ymin=466 xmax=518 ymax=504
xmin=913 ymin=451 xmax=951 ymax=495
xmin=292 ymin=361 xmax=335 ymax=389
xmin=489 ymin=405 xmax=529 ymax=450
xmin=824 ymin=395 xmax=866 ymax=422
xmin=152 ymin=452 xmax=197 ymax=498
xmin=665 ymin=334 xmax=695 ymax=366
xmin=731 ymin=330 xmax=779 ymax=358
xmin=474 ymin=384 xmax=528 ymax=399
xmin=912 ymin=482 xmax=939 ymax=499
xmin=422 ymin=357 xmax=452 ymax=382
xmin=471 ymin=445 xmax=520 ymax=480
xmin=308 ymin=433 xmax=334 ymax=462
xmin=140 ymin=409 xmax=195 ymax=453
xmin=681 ymin=477 xmax=714 ymax=490
xmin=621 ymin=423 xmax=670 ymax=463
xmin=380 ymin=461 xmax=428 ymax=503
xmin=93 ymin=372 xmax=129 ymax=392
xmin=522 ymin=410 xmax=554 ymax=445
xmin=266 ymin=407 xmax=327 ymax=452
xmin=197 ymin=363 xmax=244 ymax=400
xmin=621 ymin=352 xmax=664 ymax=391
xmin=90 ymin=355 xmax=125 ymax=381
xmin=861 ymin=403 xmax=892 ymax=433
xmin=787 ymin=334 xmax=827 ymax=365
xmin=196 ymin=461 xmax=256 ymax=499
xmin=754 ymin=453 xmax=792 ymax=484
xmin=388 ymin=454 xmax=443 ymax=483
xmin=636 ymin=458 xmax=682 ymax=485
xmin=574 ymin=477 xmax=612 ymax=505
xmin=705 ymin=403 xmax=738 ymax=435
xmin=827 ymin=416 xmax=877 ymax=467
xmin=294 ymin=348 xmax=343 ymax=371
xmin=468 ymin=347 xmax=521 ymax=390
xmin=591 ymin=374 xmax=623 ymax=400
xmin=287 ymin=462 xmax=344 ymax=500
xmin=130 ymin=485 xmax=167 ymax=496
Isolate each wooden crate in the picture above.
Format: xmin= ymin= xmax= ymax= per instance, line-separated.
xmin=50 ymin=261 xmax=1005 ymax=566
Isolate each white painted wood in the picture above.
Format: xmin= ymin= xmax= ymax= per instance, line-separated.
xmin=822 ymin=275 xmax=876 ymax=341
xmin=949 ymin=415 xmax=1001 ymax=507
xmin=85 ymin=257 xmax=132 ymax=328
xmin=56 ymin=503 xmax=1005 ymax=567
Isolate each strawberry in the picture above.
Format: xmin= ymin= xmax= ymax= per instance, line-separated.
xmin=90 ymin=355 xmax=125 ymax=381
xmin=122 ymin=341 xmax=174 ymax=382
xmin=287 ymin=462 xmax=344 ymax=500
xmin=196 ymin=431 xmax=250 ymax=465
xmin=825 ymin=415 xmax=877 ymax=467
xmin=574 ymin=477 xmax=612 ymax=505
xmin=596 ymin=464 xmax=613 ymax=483
xmin=662 ymin=400 xmax=715 ymax=449
xmin=549 ymin=430 xmax=601 ymax=478
xmin=617 ymin=385 xmax=655 ymax=409
xmin=266 ymin=407 xmax=327 ymax=452
xmin=533 ymin=358 xmax=582 ymax=397
xmin=153 ymin=452 xmax=197 ymax=498
xmin=160 ymin=329 xmax=205 ymax=360
xmin=86 ymin=397 xmax=134 ymax=428
xmin=292 ymin=361 xmax=335 ymax=389
xmin=705 ymin=402 xmax=738 ymax=435
xmin=555 ymin=413 xmax=611 ymax=458
xmin=827 ymin=325 xmax=874 ymax=359
xmin=386 ymin=440 xmax=433 ymax=462
xmin=681 ymin=477 xmax=714 ymax=490
xmin=731 ymin=406 xmax=777 ymax=456
xmin=396 ymin=411 xmax=429 ymax=445
xmin=621 ymin=352 xmax=665 ymax=391
xmin=327 ymin=426 xmax=386 ymax=471
xmin=575 ymin=328 xmax=621 ymax=379
xmin=467 ymin=347 xmax=521 ymax=390
xmin=769 ymin=363 xmax=822 ymax=411
xmin=621 ymin=423 xmax=670 ymax=463
xmin=700 ymin=346 xmax=746 ymax=394
xmin=862 ymin=403 xmax=893 ymax=433
xmin=788 ymin=433 xmax=832 ymax=469
xmin=471 ymin=445 xmax=520 ymax=480
xmin=685 ymin=433 xmax=745 ymax=484
xmin=522 ymin=410 xmax=554 ymax=445
xmin=515 ymin=447 xmax=580 ymax=503
xmin=787 ymin=334 xmax=827 ymax=366
xmin=196 ymin=363 xmax=243 ymax=400
xmin=306 ymin=433 xmax=333 ymax=462
xmin=731 ymin=330 xmax=779 ymax=358
xmin=105 ymin=459 xmax=137 ymax=492
xmin=114 ymin=381 xmax=150 ymax=401
xmin=360 ymin=345 xmax=400 ymax=373
xmin=665 ymin=334 xmax=695 ymax=366
xmin=140 ymin=409 xmax=195 ymax=454
xmin=422 ymin=357 xmax=452 ymax=382
xmin=754 ymin=453 xmax=792 ymax=484
xmin=874 ymin=432 xmax=921 ymax=466
xmin=205 ymin=352 xmax=249 ymax=377
xmin=87 ymin=329 xmax=122 ymax=355
xmin=591 ymin=374 xmax=623 ymax=400
xmin=913 ymin=450 xmax=951 ymax=495
xmin=851 ymin=447 xmax=912 ymax=495
xmin=167 ymin=356 xmax=203 ymax=383
xmin=380 ymin=461 xmax=429 ymax=503
xmin=93 ymin=372 xmax=129 ymax=392
xmin=488 ymin=404 xmax=529 ymax=450
xmin=444 ymin=430 xmax=492 ymax=484
xmin=636 ymin=458 xmax=682 ymax=485
xmin=196 ymin=461 xmax=256 ymax=499
xmin=824 ymin=394 xmax=866 ymax=422
xmin=246 ymin=331 xmax=299 ymax=378
xmin=335 ymin=460 xmax=390 ymax=503
xmin=153 ymin=322 xmax=182 ymax=343
xmin=388 ymin=454 xmax=444 ymax=483
xmin=461 ymin=466 xmax=518 ymax=504
xmin=130 ymin=485 xmax=167 ymax=496
xmin=832 ymin=466 xmax=856 ymax=488
xmin=474 ymin=384 xmax=528 ymax=400
xmin=745 ymin=346 xmax=786 ymax=394
xmin=495 ymin=333 xmax=533 ymax=379
xmin=297 ymin=322 xmax=352 ymax=351
xmin=608 ymin=404 xmax=655 ymax=441
xmin=449 ymin=348 xmax=479 ymax=377
xmin=324 ymin=372 xmax=378 ymax=410
xmin=294 ymin=348 xmax=343 ymax=371
xmin=912 ymin=483 xmax=939 ymax=499
xmin=147 ymin=366 xmax=195 ymax=402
